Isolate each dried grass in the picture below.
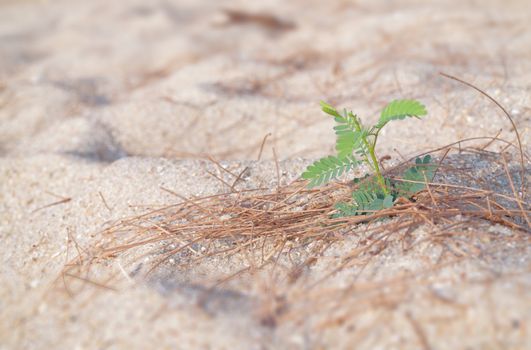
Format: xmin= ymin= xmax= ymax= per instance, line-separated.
xmin=55 ymin=77 xmax=530 ymax=345
xmin=57 ymin=135 xmax=529 ymax=332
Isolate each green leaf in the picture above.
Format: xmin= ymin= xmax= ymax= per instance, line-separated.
xmin=383 ymin=194 xmax=394 ymax=208
xmin=332 ymin=202 xmax=357 ymax=218
xmin=376 ymin=99 xmax=427 ymax=129
xmin=302 ymin=155 xmax=360 ymax=188
xmin=319 ymin=102 xmax=372 ymax=159
xmin=395 ymin=155 xmax=437 ymax=197
xmin=333 ymin=176 xmax=396 ymax=218
xmin=332 ymin=111 xmax=367 ymax=159
xmin=335 ymin=128 xmax=368 ymax=158
xmin=333 ymin=191 xmax=384 ymax=217
xmin=320 ymin=101 xmax=342 ymax=119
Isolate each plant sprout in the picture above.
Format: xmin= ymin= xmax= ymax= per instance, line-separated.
xmin=301 ymin=99 xmax=436 ymax=217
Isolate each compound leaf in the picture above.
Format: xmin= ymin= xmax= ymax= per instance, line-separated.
xmin=321 ymin=104 xmax=367 ymax=158
xmin=335 ymin=128 xmax=368 ymax=158
xmin=333 ymin=176 xmax=395 ymax=217
xmin=320 ymin=101 xmax=342 ymax=119
xmin=395 ymin=155 xmax=437 ymax=196
xmin=302 ymin=155 xmax=360 ymax=188
xmin=376 ymin=99 xmax=427 ymax=129
xmin=383 ymin=194 xmax=394 ymax=208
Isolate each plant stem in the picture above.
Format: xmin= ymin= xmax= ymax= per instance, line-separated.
xmin=367 ymin=140 xmax=388 ymax=195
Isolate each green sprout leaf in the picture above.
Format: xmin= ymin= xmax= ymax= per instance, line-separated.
xmin=333 ymin=192 xmax=395 ymax=218
xmin=375 ymin=99 xmax=427 ymax=129
xmin=383 ymin=194 xmax=394 ymax=208
xmin=335 ymin=128 xmax=369 ymax=159
xmin=395 ymin=155 xmax=437 ymax=197
xmin=332 ymin=176 xmax=395 ymax=218
xmin=301 ymin=155 xmax=359 ymax=188
xmin=320 ymin=101 xmax=343 ymax=119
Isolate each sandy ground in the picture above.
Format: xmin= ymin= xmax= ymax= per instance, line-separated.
xmin=0 ymin=0 xmax=530 ymax=349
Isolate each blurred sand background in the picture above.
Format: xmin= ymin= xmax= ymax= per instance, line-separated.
xmin=0 ymin=0 xmax=530 ymax=349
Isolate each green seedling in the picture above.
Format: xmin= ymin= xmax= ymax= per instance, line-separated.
xmin=301 ymin=99 xmax=437 ymax=217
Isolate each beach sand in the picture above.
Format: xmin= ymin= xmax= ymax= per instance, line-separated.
xmin=1 ymin=0 xmax=530 ymax=349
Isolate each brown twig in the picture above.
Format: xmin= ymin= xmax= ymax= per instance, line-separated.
xmin=439 ymin=72 xmax=526 ymax=197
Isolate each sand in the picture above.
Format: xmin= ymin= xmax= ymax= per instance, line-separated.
xmin=0 ymin=0 xmax=530 ymax=349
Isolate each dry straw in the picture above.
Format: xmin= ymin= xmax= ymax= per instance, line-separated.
xmin=58 ymin=76 xmax=529 ymax=340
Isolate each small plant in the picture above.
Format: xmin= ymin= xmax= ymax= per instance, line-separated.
xmin=301 ymin=99 xmax=436 ymax=217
